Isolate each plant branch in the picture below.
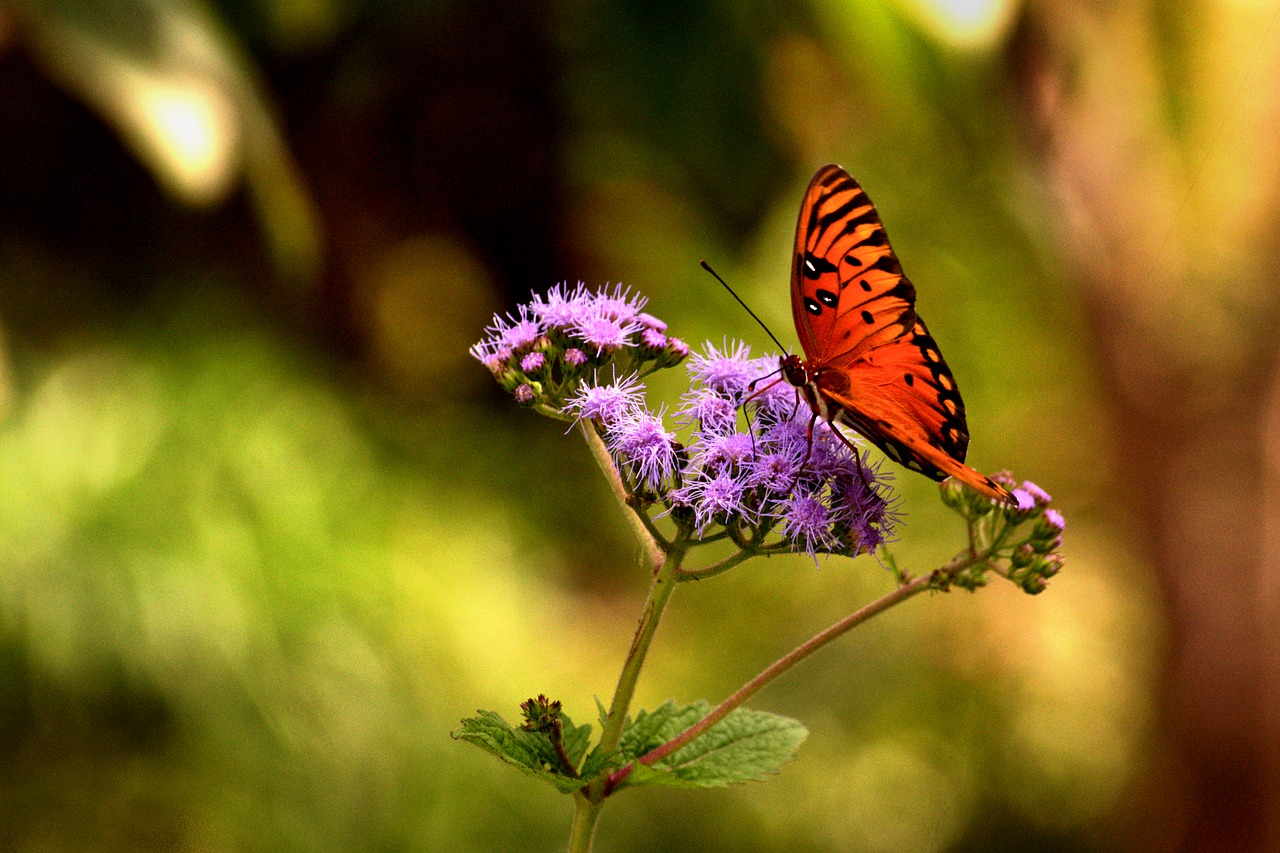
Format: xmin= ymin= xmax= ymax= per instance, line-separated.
xmin=579 ymin=420 xmax=664 ymax=567
xmin=675 ymin=548 xmax=755 ymax=582
xmin=605 ymin=552 xmax=977 ymax=793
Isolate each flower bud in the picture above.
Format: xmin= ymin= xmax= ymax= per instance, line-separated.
xmin=940 ymin=478 xmax=966 ymax=509
xmin=1011 ymin=542 xmax=1036 ymax=568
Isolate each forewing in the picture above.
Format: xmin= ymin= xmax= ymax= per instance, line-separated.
xmin=816 ymin=318 xmax=1013 ymax=503
xmin=790 ymin=164 xmax=916 ymax=365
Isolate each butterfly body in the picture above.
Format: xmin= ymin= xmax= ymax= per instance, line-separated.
xmin=785 ymin=165 xmax=1012 ymax=504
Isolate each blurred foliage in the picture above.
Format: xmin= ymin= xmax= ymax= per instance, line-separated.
xmin=1 ymin=0 xmax=1257 ymax=850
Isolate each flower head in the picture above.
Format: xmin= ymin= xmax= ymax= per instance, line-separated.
xmin=688 ymin=340 xmax=760 ymax=399
xmin=609 ymin=409 xmax=678 ymax=491
xmin=565 ymin=373 xmax=645 ymax=426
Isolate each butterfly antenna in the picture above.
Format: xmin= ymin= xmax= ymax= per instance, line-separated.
xmin=700 ymin=260 xmax=789 ymax=353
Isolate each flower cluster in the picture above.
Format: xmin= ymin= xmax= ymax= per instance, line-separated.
xmin=470 ymin=283 xmax=689 ymax=414
xmin=565 ymin=340 xmax=897 ymax=561
xmin=940 ymin=474 xmax=1065 ymax=593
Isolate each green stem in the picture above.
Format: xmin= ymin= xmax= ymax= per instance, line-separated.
xmin=675 ymin=548 xmax=754 ymax=581
xmin=579 ymin=420 xmax=664 ymax=568
xmin=567 ymin=793 xmax=603 ymax=853
xmin=595 ymin=549 xmax=682 ymax=762
xmin=606 ymin=552 xmax=976 ymax=792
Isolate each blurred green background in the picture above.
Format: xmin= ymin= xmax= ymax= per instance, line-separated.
xmin=1 ymin=1 xmax=1278 ymax=850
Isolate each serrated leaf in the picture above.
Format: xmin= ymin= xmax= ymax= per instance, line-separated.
xmin=615 ymin=701 xmax=808 ymax=790
xmin=452 ymin=709 xmax=595 ymax=793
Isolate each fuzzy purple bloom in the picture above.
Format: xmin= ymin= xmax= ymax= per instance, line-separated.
xmin=641 ymin=327 xmax=668 ymax=350
xmin=1021 ymin=481 xmax=1053 ymax=506
xmin=637 ymin=312 xmax=667 ymax=332
xmin=682 ymin=470 xmax=750 ymax=532
xmin=592 ymin=284 xmax=647 ymax=322
xmin=530 ymin=282 xmax=590 ymax=329
xmin=565 ymin=374 xmax=645 ymax=425
xmin=1042 ymin=509 xmax=1065 ymax=533
xmin=676 ymin=389 xmax=739 ymax=435
xmin=688 ymin=340 xmax=759 ymax=399
xmin=573 ymin=313 xmax=642 ymax=353
xmin=610 ymin=409 xmax=678 ymax=490
xmin=748 ymin=450 xmax=800 ymax=492
xmin=564 ymin=347 xmax=587 ymax=367
xmin=520 ymin=352 xmax=546 ymax=373
xmin=782 ymin=492 xmax=838 ymax=557
xmin=693 ymin=431 xmax=756 ymax=471
xmin=513 ymin=384 xmax=535 ymax=404
xmin=1011 ymin=489 xmax=1037 ymax=513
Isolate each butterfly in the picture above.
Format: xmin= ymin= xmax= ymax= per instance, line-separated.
xmin=779 ymin=164 xmax=1013 ymax=504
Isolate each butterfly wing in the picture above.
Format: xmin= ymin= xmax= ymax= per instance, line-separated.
xmin=790 ymin=164 xmax=1013 ymax=504
xmin=790 ymin=164 xmax=916 ymax=365
xmin=815 ymin=319 xmax=1012 ymax=502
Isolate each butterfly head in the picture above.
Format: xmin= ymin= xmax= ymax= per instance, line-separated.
xmin=780 ymin=353 xmax=810 ymax=389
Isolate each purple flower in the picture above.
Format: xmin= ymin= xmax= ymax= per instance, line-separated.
xmin=1040 ymin=509 xmax=1065 ymax=534
xmin=781 ymin=492 xmax=838 ymax=558
xmin=637 ymin=313 xmax=667 ymax=332
xmin=688 ymin=340 xmax=759 ymax=399
xmin=564 ymin=348 xmax=587 ymax=367
xmin=748 ymin=450 xmax=800 ymax=492
xmin=565 ymin=373 xmax=645 ymax=425
xmin=471 ymin=307 xmax=543 ymax=365
xmin=1011 ymin=489 xmax=1037 ymax=513
xmin=572 ymin=312 xmax=642 ymax=353
xmin=530 ymin=282 xmax=590 ymax=329
xmin=676 ymin=389 xmax=739 ymax=435
xmin=667 ymin=338 xmax=690 ymax=359
xmin=521 ymin=352 xmax=546 ymax=373
xmin=610 ymin=409 xmax=678 ymax=490
xmin=641 ymin=327 xmax=668 ymax=350
xmin=679 ymin=469 xmax=750 ymax=532
xmin=514 ymin=384 xmax=535 ymax=404
xmin=591 ymin=283 xmax=646 ymax=322
xmin=693 ymin=431 xmax=756 ymax=471
xmin=1021 ymin=481 xmax=1052 ymax=506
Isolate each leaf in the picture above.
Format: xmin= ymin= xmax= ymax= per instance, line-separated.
xmin=452 ymin=709 xmax=595 ymax=794
xmin=614 ymin=700 xmax=808 ymax=790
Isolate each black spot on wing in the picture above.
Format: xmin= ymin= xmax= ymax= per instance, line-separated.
xmin=801 ymin=251 xmax=838 ymax=280
xmin=816 ymin=289 xmax=838 ymax=307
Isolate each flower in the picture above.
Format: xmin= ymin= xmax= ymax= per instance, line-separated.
xmin=592 ymin=283 xmax=646 ymax=322
xmin=573 ymin=312 xmax=643 ymax=354
xmin=1020 ymin=481 xmax=1052 ymax=506
xmin=676 ymin=469 xmax=751 ymax=532
xmin=687 ymin=340 xmax=760 ymax=399
xmin=781 ymin=492 xmax=839 ymax=557
xmin=530 ymin=282 xmax=590 ymax=329
xmin=609 ymin=409 xmax=678 ymax=490
xmin=676 ymin=389 xmax=739 ymax=435
xmin=565 ymin=373 xmax=645 ymax=426
xmin=476 ymin=289 xmax=898 ymax=564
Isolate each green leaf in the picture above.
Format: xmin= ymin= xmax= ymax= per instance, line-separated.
xmin=614 ymin=700 xmax=808 ymax=790
xmin=452 ymin=709 xmax=596 ymax=793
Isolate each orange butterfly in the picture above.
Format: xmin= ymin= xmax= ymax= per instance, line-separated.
xmin=779 ymin=164 xmax=1013 ymax=504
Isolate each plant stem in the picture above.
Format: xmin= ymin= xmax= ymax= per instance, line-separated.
xmin=566 ymin=548 xmax=682 ymax=850
xmin=606 ymin=554 xmax=975 ymax=791
xmin=567 ymin=793 xmax=603 ymax=853
xmin=579 ymin=421 xmax=664 ymax=568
